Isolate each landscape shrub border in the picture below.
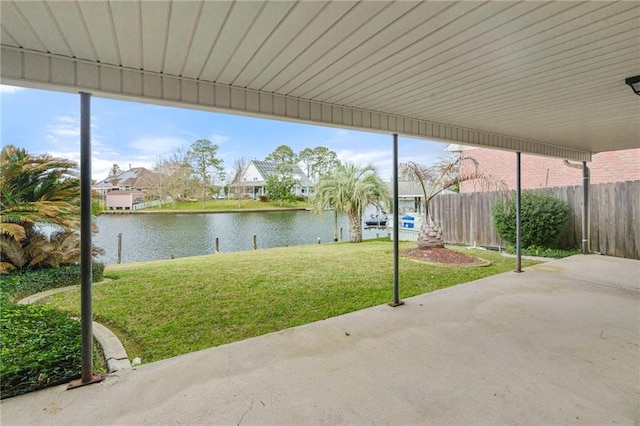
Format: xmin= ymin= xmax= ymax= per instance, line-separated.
xmin=0 ymin=261 xmax=105 ymax=400
xmin=0 ymin=262 xmax=104 ymax=302
xmin=0 ymin=300 xmax=82 ymax=399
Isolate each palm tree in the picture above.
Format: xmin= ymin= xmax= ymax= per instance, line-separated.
xmin=400 ymin=156 xmax=505 ymax=250
xmin=313 ymin=162 xmax=390 ymax=243
xmin=0 ymin=145 xmax=98 ymax=273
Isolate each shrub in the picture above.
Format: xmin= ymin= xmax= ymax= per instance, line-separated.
xmin=0 ymin=299 xmax=82 ymax=399
xmin=258 ymin=195 xmax=269 ymax=202
xmin=492 ymin=192 xmax=570 ymax=248
xmin=0 ymin=262 xmax=104 ymax=302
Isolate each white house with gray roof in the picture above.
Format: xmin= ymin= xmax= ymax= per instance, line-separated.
xmin=233 ymin=160 xmax=314 ymax=199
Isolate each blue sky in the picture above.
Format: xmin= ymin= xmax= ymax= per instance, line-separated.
xmin=1 ymin=84 xmax=448 ymax=182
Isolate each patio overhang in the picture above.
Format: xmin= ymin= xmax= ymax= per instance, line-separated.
xmin=2 ymin=1 xmax=639 ymax=160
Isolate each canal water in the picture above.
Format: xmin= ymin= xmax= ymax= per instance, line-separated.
xmin=93 ymin=210 xmax=386 ymax=265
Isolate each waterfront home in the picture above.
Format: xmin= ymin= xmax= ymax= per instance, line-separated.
xmin=231 ymin=160 xmax=314 ymax=199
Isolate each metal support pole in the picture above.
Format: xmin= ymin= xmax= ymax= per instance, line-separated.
xmin=515 ymin=152 xmax=522 ymax=273
xmin=80 ymin=92 xmax=93 ymax=382
xmin=390 ymin=134 xmax=403 ymax=307
xmin=582 ymin=161 xmax=590 ymax=254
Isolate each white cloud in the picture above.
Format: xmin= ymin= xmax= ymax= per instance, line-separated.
xmin=46 ymin=115 xmax=81 ymax=139
xmin=209 ymin=134 xmax=229 ymax=145
xmin=0 ymin=85 xmax=24 ymax=94
xmin=128 ymin=136 xmax=188 ymax=156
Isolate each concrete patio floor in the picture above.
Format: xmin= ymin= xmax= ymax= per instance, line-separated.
xmin=1 ymin=254 xmax=638 ymax=425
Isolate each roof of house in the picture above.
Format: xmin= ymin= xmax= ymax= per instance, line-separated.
xmin=94 ymin=167 xmax=155 ymax=190
xmin=391 ymin=181 xmax=456 ymax=198
xmin=245 ymin=160 xmax=314 ymax=187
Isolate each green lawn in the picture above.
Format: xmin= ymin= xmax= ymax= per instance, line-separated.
xmin=46 ymin=241 xmax=538 ymax=363
xmin=150 ymin=199 xmax=306 ymax=211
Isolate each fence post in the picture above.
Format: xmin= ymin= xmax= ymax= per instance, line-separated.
xmin=253 ymin=234 xmax=257 ymax=250
xmin=117 ymin=233 xmax=122 ymax=264
xmin=215 ymin=237 xmax=220 ymax=254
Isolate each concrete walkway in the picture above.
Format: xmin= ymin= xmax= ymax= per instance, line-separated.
xmin=2 ymin=255 xmax=638 ymax=425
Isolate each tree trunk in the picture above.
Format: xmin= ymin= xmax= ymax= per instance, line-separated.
xmin=417 ymin=215 xmax=444 ymax=249
xmin=347 ymin=210 xmax=362 ymax=243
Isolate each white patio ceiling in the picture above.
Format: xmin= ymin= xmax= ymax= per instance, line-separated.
xmin=1 ymin=1 xmax=639 ymax=161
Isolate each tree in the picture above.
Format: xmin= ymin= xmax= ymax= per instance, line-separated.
xmin=109 ymin=163 xmax=121 ymax=177
xmin=265 ymin=145 xmax=298 ymax=206
xmin=265 ymin=144 xmax=297 ymax=168
xmin=298 ymin=147 xmax=314 ymax=179
xmin=400 ymin=156 xmax=505 ymax=249
xmin=298 ymin=146 xmax=339 ymax=183
xmin=187 ymin=139 xmax=223 ymax=208
xmin=230 ymin=157 xmax=248 ymax=207
xmin=313 ymin=162 xmax=390 ymax=243
xmin=311 ymin=146 xmax=340 ymax=182
xmin=0 ymin=145 xmax=102 ymax=273
xmin=265 ymin=174 xmax=297 ymax=206
xmin=151 ymin=150 xmax=193 ymax=208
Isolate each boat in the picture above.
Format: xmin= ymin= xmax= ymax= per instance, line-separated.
xmin=365 ymin=214 xmax=387 ymax=227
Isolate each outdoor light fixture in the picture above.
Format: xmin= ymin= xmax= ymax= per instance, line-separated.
xmin=625 ymin=75 xmax=640 ymax=96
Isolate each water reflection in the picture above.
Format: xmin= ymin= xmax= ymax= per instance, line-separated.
xmin=93 ymin=210 xmax=385 ymax=265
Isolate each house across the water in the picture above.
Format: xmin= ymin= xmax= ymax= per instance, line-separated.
xmin=231 ymin=160 xmax=314 ymax=199
xmin=93 ymin=167 xmax=156 ymax=210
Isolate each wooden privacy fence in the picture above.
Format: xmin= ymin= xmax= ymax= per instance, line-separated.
xmin=429 ymin=180 xmax=639 ymax=260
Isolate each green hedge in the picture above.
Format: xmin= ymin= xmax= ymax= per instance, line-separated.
xmin=492 ymin=192 xmax=570 ymax=249
xmin=0 ymin=299 xmax=82 ymax=399
xmin=0 ymin=262 xmax=106 ymax=399
xmin=0 ymin=262 xmax=104 ymax=302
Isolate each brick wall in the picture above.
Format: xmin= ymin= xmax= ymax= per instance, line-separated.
xmin=459 ymin=147 xmax=640 ymax=192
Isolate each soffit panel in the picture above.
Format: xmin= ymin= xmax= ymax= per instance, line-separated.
xmin=228 ymin=1 xmax=328 ymax=88
xmin=162 ymin=1 xmax=203 ymax=76
xmin=198 ymin=1 xmax=267 ymax=82
xmin=1 ymin=1 xmax=46 ymax=51
xmin=140 ymin=1 xmax=170 ymax=72
xmin=109 ymin=1 xmax=143 ymax=70
xmin=336 ymin=1 xmax=605 ymax=109
xmin=330 ymin=2 xmax=636 ymax=109
xmin=260 ymin=0 xmax=390 ymax=94
xmin=306 ymin=1 xmax=542 ymax=101
xmin=214 ymin=1 xmax=296 ymax=85
xmin=274 ymin=1 xmax=418 ymax=96
xmin=76 ymin=1 xmax=120 ymax=65
xmin=11 ymin=1 xmax=72 ymax=56
xmin=387 ymin=14 xmax=639 ymax=117
xmin=45 ymin=1 xmax=98 ymax=61
xmin=296 ymin=1 xmax=477 ymax=100
xmin=179 ymin=1 xmax=233 ymax=79
xmin=248 ymin=1 xmax=358 ymax=90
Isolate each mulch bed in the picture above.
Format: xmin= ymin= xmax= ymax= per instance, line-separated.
xmin=403 ymin=247 xmax=481 ymax=265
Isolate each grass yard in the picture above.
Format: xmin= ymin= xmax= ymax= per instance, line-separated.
xmin=150 ymin=199 xmax=306 ymax=211
xmin=46 ymin=240 xmax=538 ymax=363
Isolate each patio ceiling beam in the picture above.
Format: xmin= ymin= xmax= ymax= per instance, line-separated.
xmin=0 ymin=46 xmax=592 ymax=162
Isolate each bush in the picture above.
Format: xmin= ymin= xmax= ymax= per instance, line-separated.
xmin=258 ymin=195 xmax=269 ymax=202
xmin=0 ymin=299 xmax=82 ymax=399
xmin=492 ymin=192 xmax=570 ymax=248
xmin=0 ymin=262 xmax=104 ymax=302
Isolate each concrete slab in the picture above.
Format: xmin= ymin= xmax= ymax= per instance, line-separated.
xmin=1 ymin=255 xmax=638 ymax=425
